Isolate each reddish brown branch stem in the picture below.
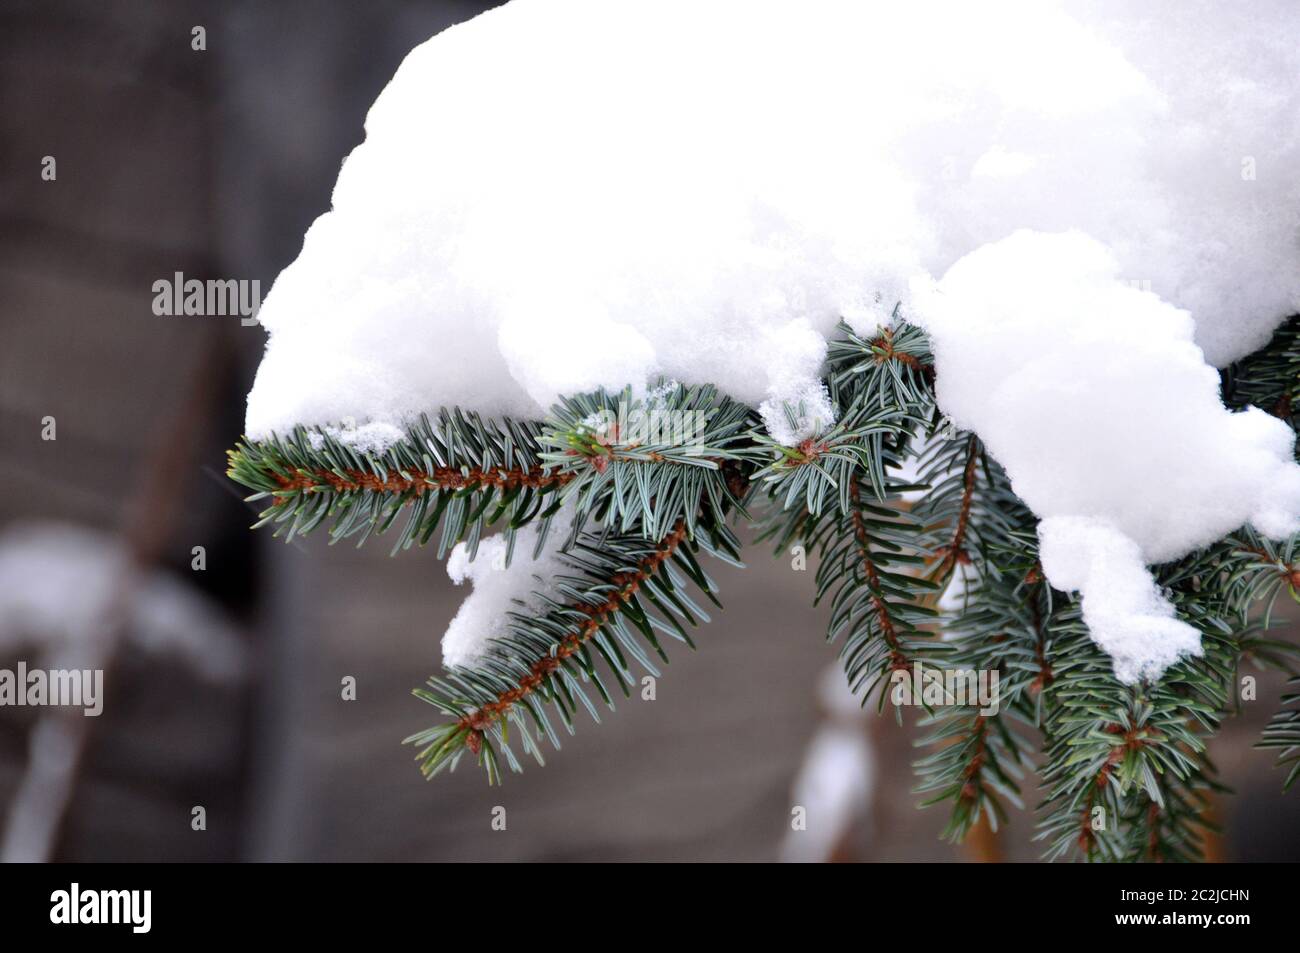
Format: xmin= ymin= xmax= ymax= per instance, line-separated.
xmin=1027 ymin=569 xmax=1054 ymax=693
xmin=458 ymin=520 xmax=689 ymax=745
xmin=1076 ymin=724 xmax=1165 ymax=853
xmin=272 ymin=464 xmax=572 ymax=498
xmin=870 ymin=327 xmax=934 ymax=378
xmin=959 ymin=715 xmax=989 ymax=803
xmin=1237 ymin=545 xmax=1300 ymax=589
xmin=847 ymin=481 xmax=910 ymax=671
xmin=933 ymin=434 xmax=979 ymax=581
xmin=1274 ymin=393 xmax=1293 ymax=420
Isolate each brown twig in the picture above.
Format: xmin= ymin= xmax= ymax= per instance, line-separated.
xmin=869 ymin=326 xmax=934 ymax=379
xmin=847 ymin=481 xmax=910 ymax=671
xmin=1237 ymin=545 xmax=1300 ymax=590
xmin=931 ymin=434 xmax=979 ymax=582
xmin=271 ymin=463 xmax=571 ymax=499
xmin=458 ymin=520 xmax=689 ymax=749
xmin=1076 ymin=723 xmax=1165 ymax=854
xmin=1027 ymin=567 xmax=1054 ymax=693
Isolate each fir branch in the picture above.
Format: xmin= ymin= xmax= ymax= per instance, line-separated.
xmin=810 ymin=475 xmax=941 ymax=703
xmin=267 ymin=460 xmax=564 ymax=495
xmin=1224 ymin=529 xmax=1300 ymax=621
xmin=1258 ymin=675 xmax=1300 ymax=790
xmin=752 ymin=413 xmax=904 ymax=517
xmin=1222 ymin=313 xmax=1300 ymax=423
xmin=847 ymin=481 xmax=910 ymax=670
xmin=228 ymin=410 xmax=566 ymax=557
xmin=913 ymin=445 xmax=1051 ymax=842
xmin=228 ymin=311 xmax=1300 ymax=841
xmin=461 ymin=522 xmax=686 ymax=734
xmin=406 ymin=515 xmax=739 ymax=783
xmin=929 ymin=433 xmax=980 ymax=582
xmin=1035 ymin=541 xmax=1251 ymax=862
xmin=753 ymin=317 xmax=935 ymax=522
xmin=826 ymin=317 xmax=935 ymax=410
xmin=539 ymin=382 xmax=761 ymax=538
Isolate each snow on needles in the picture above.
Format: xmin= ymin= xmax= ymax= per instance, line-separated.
xmin=911 ymin=231 xmax=1300 ymax=682
xmin=246 ymin=0 xmax=1300 ymax=682
xmin=440 ymin=506 xmax=575 ymax=669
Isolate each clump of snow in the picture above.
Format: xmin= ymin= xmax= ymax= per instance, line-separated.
xmin=246 ymin=0 xmax=1300 ymax=678
xmin=306 ymin=420 xmax=406 ymax=454
xmin=760 ymin=381 xmax=835 ymax=449
xmin=1038 ymin=517 xmax=1202 ymax=683
xmin=910 ymin=230 xmax=1300 ymax=682
xmin=247 ymin=0 xmax=1300 ymax=447
xmin=440 ymin=506 xmax=574 ymax=669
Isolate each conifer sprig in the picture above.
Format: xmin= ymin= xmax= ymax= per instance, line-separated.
xmin=1259 ymin=675 xmax=1300 ymax=790
xmin=405 ymin=516 xmax=740 ymax=783
xmin=227 ymin=409 xmax=565 ymax=557
xmin=228 ymin=314 xmax=1300 ymax=857
xmin=538 ymin=382 xmax=762 ymax=539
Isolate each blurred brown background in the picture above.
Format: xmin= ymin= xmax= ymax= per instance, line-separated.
xmin=0 ymin=0 xmax=1297 ymax=862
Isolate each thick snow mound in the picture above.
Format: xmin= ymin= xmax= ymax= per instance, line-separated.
xmin=911 ymin=230 xmax=1300 ymax=681
xmin=246 ymin=0 xmax=1300 ymax=446
xmin=245 ymin=0 xmax=1300 ymax=682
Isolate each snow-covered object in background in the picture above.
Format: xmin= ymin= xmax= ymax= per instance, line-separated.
xmin=0 ymin=523 xmax=247 ymax=683
xmin=245 ymin=0 xmax=1300 ymax=682
xmin=937 ymin=561 xmax=978 ymax=620
xmin=246 ymin=0 xmax=1300 ymax=447
xmin=781 ymin=666 xmax=875 ymax=863
xmin=440 ymin=506 xmax=575 ymax=669
xmin=0 ymin=524 xmax=248 ymax=865
xmin=911 ymin=231 xmax=1300 ymax=682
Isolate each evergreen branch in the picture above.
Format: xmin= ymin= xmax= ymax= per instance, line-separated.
xmin=1223 ymin=529 xmax=1300 ymax=625
xmin=267 ymin=461 xmax=562 ymax=495
xmin=229 ymin=309 xmax=1300 ymax=847
xmin=406 ymin=515 xmax=739 ymax=783
xmin=461 ymin=522 xmax=687 ymax=734
xmin=1258 ymin=675 xmax=1300 ymax=790
xmin=539 ymin=382 xmax=761 ymax=538
xmin=810 ymin=475 xmax=942 ymax=703
xmin=1035 ymin=542 xmax=1250 ymax=862
xmin=752 ymin=413 xmax=905 ymax=517
xmin=929 ymin=433 xmax=979 ymax=582
xmin=914 ymin=572 xmax=1052 ymax=839
xmin=845 ymin=482 xmax=910 ymax=670
xmin=753 ymin=317 xmax=934 ymax=520
xmin=228 ymin=410 xmax=568 ymax=557
xmin=913 ymin=438 xmax=1053 ymax=841
xmin=826 ymin=317 xmax=935 ymax=411
xmin=1223 ymin=313 xmax=1300 ymax=422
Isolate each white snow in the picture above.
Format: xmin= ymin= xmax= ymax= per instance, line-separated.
xmin=780 ymin=666 xmax=875 ymax=863
xmin=245 ymin=0 xmax=1300 ymax=681
xmin=911 ymin=230 xmax=1300 ymax=681
xmin=248 ymin=0 xmax=1300 ymax=446
xmin=307 ymin=420 xmax=406 ymax=454
xmin=440 ymin=505 xmax=574 ymax=669
xmin=0 ymin=523 xmax=247 ymax=683
xmin=1038 ymin=517 xmax=1202 ymax=684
